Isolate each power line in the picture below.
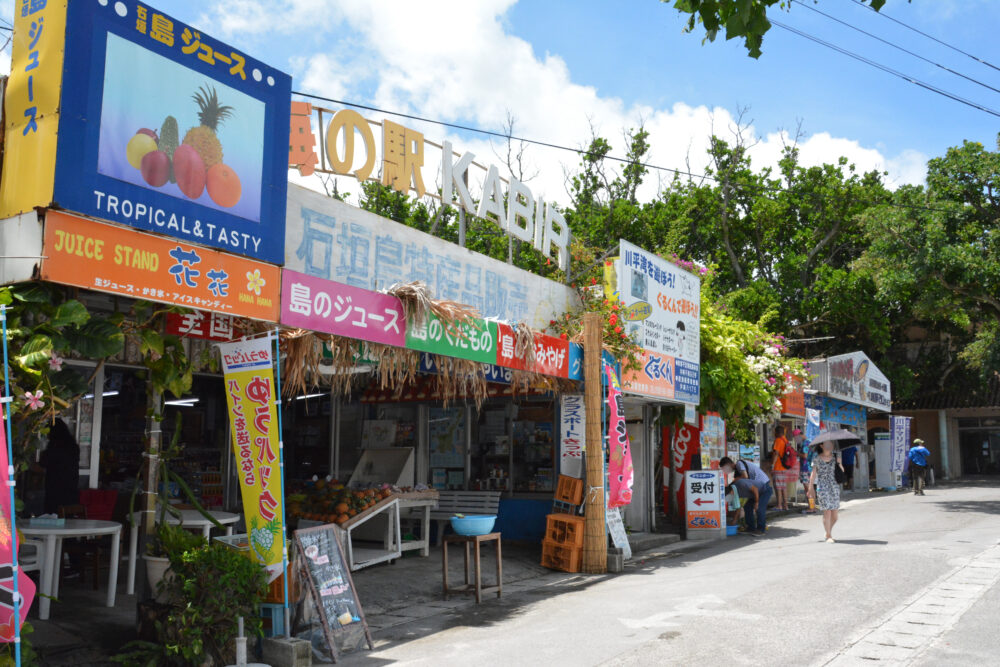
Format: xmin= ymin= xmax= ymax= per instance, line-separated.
xmin=291 ymin=90 xmax=960 ymax=216
xmin=794 ymin=0 xmax=1000 ymax=96
xmin=847 ymin=0 xmax=1000 ymax=74
xmin=769 ymin=19 xmax=1000 ymax=119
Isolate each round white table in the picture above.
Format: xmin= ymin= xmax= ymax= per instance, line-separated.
xmin=21 ymin=519 xmax=123 ymax=620
xmin=126 ymin=510 xmax=240 ymax=595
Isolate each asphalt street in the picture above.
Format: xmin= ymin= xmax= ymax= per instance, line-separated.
xmin=341 ymin=480 xmax=1000 ymax=666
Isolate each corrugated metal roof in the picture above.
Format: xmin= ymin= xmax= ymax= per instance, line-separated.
xmin=893 ymin=377 xmax=1000 ymax=411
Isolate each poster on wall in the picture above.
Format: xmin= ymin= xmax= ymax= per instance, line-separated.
xmin=2 ymin=0 xmax=291 ymax=263
xmin=699 ymin=413 xmax=726 ymax=469
xmin=218 ymin=338 xmax=285 ymax=581
xmin=429 ymin=407 xmax=465 ymax=469
xmin=826 ymin=352 xmax=892 ymax=411
xmin=614 ymin=239 xmax=701 ymax=404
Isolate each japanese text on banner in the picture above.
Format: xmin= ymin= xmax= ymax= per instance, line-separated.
xmin=218 ymin=338 xmax=284 ymax=580
xmin=605 ymin=363 xmax=634 ymax=508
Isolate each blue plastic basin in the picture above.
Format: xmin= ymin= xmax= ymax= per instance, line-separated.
xmin=726 ymin=525 xmax=738 ymax=536
xmin=450 ymin=514 xmax=497 ymax=536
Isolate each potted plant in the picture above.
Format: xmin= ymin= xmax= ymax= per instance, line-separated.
xmin=117 ymin=539 xmax=268 ymax=666
xmin=143 ymin=521 xmax=204 ymax=602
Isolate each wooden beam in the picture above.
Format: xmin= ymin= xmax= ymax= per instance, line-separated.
xmin=582 ymin=312 xmax=607 ymax=573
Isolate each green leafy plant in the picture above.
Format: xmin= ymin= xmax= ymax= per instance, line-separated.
xmin=115 ymin=541 xmax=267 ymax=666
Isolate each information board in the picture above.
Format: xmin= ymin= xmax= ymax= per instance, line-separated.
xmin=606 ymin=507 xmax=632 ymax=560
xmin=684 ymin=470 xmax=725 ymax=540
xmin=294 ymin=525 xmax=373 ymax=661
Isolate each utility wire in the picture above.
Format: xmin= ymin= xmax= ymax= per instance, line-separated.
xmin=847 ymin=0 xmax=1000 ymax=74
xmin=769 ymin=19 xmax=1000 ymax=119
xmin=292 ymin=89 xmax=961 ymax=216
xmin=794 ymin=0 xmax=1000 ymax=96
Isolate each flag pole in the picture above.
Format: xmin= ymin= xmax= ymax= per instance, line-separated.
xmin=1 ymin=305 xmax=22 ymax=666
xmin=271 ymin=330 xmax=291 ymax=638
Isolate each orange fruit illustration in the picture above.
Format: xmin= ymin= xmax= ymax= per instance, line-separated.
xmin=206 ymin=163 xmax=241 ymax=208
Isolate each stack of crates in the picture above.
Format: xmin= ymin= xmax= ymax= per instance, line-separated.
xmin=541 ymin=475 xmax=586 ymax=572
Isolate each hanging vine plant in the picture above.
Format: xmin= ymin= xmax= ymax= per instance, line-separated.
xmin=545 ymin=276 xmax=643 ymax=375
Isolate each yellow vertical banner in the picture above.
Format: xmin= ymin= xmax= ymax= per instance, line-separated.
xmin=0 ymin=0 xmax=68 ymax=218
xmin=218 ymin=338 xmax=284 ymax=581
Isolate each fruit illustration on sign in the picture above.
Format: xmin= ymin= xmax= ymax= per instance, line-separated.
xmin=159 ymin=116 xmax=180 ymax=183
xmin=173 ymin=145 xmax=207 ymax=199
xmin=126 ymin=133 xmax=157 ymax=169
xmin=140 ymin=150 xmax=170 ymax=187
xmin=183 ymin=85 xmax=233 ymax=169
xmin=207 ymin=163 xmax=241 ymax=208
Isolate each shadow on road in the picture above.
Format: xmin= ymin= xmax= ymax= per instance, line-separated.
xmin=931 ymin=499 xmax=1000 ymax=515
xmin=832 ymin=539 xmax=889 ymax=546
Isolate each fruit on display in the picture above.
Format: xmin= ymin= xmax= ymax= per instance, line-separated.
xmin=172 ymin=144 xmax=207 ymax=199
xmin=159 ymin=116 xmax=180 ymax=183
xmin=140 ymin=150 xmax=170 ymax=187
xmin=206 ymin=163 xmax=241 ymax=208
xmin=126 ymin=133 xmax=158 ymax=169
xmin=123 ymin=86 xmax=241 ymax=206
xmin=183 ymin=85 xmax=233 ymax=169
xmin=288 ymin=481 xmax=429 ymax=526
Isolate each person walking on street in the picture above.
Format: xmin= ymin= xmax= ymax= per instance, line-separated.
xmin=770 ymin=425 xmax=795 ymax=510
xmin=807 ymin=442 xmax=843 ymax=543
xmin=720 ymin=457 xmax=773 ymax=535
xmin=908 ymin=439 xmax=931 ymax=495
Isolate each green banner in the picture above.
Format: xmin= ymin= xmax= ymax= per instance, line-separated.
xmin=405 ymin=314 xmax=497 ymax=364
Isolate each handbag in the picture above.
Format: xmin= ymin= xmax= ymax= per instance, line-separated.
xmin=833 ymin=456 xmax=845 ymax=484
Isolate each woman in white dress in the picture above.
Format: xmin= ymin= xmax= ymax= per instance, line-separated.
xmin=807 ymin=442 xmax=844 ymax=543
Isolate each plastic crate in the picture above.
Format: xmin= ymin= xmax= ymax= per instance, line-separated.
xmin=554 ymin=475 xmax=584 ymax=505
xmin=260 ymin=603 xmax=285 ymax=638
xmin=541 ymin=539 xmax=582 ymax=573
xmin=545 ymin=513 xmax=585 ymax=548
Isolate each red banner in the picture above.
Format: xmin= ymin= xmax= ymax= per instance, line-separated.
xmin=671 ymin=420 xmax=701 ymax=516
xmin=166 ymin=310 xmax=238 ymax=342
xmin=495 ymin=324 xmax=569 ymax=378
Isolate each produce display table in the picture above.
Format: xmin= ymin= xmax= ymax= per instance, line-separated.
xmin=338 ymin=490 xmax=439 ymax=570
xmin=441 ymin=532 xmax=502 ymax=604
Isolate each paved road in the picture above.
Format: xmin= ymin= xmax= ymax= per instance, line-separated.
xmin=343 ymin=480 xmax=1000 ymax=666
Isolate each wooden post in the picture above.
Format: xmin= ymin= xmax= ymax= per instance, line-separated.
xmin=582 ymin=312 xmax=606 ymax=574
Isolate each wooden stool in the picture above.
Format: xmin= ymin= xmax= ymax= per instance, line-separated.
xmin=442 ymin=532 xmax=502 ymax=603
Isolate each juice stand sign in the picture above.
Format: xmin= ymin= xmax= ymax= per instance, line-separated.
xmin=1 ymin=0 xmax=291 ymax=264
xmin=218 ymin=338 xmax=284 ymax=581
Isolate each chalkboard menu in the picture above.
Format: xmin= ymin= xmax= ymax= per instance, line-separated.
xmin=294 ymin=525 xmax=373 ymax=661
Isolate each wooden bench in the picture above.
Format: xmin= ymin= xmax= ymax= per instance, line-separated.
xmin=426 ymin=491 xmax=501 ymax=545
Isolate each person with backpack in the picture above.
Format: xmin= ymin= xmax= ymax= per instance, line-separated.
xmin=720 ymin=457 xmax=773 ymax=536
xmin=807 ymin=441 xmax=845 ymax=543
xmin=770 ymin=425 xmax=797 ymax=511
xmin=908 ymin=439 xmax=931 ymax=495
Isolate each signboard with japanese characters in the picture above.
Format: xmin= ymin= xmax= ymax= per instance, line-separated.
xmin=285 ymin=184 xmax=580 ymax=330
xmin=1 ymin=0 xmax=291 ymax=263
xmin=280 ymin=270 xmax=406 ymax=348
xmin=166 ymin=310 xmax=237 ymax=341
xmin=560 ymin=394 xmax=585 ymax=479
xmin=495 ymin=323 xmax=570 ymax=378
xmin=41 ymin=211 xmax=279 ymax=322
xmin=685 ymin=470 xmax=725 ymax=538
xmin=218 ymin=338 xmax=285 ymax=581
xmin=615 ymin=239 xmax=700 ymax=404
xmin=406 ymin=315 xmax=498 ymax=365
xmin=288 ymin=105 xmax=571 ymax=271
xmin=825 ymin=351 xmax=892 ymax=412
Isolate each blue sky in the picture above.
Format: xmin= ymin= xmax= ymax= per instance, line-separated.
xmin=4 ymin=0 xmax=1000 ymax=202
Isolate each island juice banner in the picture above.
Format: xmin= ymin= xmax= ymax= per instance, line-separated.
xmin=218 ymin=338 xmax=284 ymax=581
xmin=605 ymin=363 xmax=634 ymax=508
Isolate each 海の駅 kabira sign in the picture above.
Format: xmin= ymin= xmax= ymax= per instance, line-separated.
xmin=287 ymin=103 xmax=570 ymax=271
xmin=613 ymin=239 xmax=701 ymax=405
xmin=0 ymin=0 xmax=291 ymax=264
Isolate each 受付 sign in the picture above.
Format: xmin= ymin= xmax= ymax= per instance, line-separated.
xmin=1 ymin=0 xmax=291 ymax=263
xmin=41 ymin=211 xmax=279 ymax=322
xmin=685 ymin=470 xmax=723 ymax=535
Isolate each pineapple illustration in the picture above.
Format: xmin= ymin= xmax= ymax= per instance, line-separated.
xmin=249 ymin=516 xmax=280 ymax=563
xmin=182 ymin=85 xmax=234 ymax=169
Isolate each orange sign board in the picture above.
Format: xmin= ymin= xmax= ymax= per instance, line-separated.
xmin=780 ymin=373 xmax=806 ymax=417
xmin=622 ymin=349 xmax=675 ymax=400
xmin=41 ymin=211 xmax=279 ymax=322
